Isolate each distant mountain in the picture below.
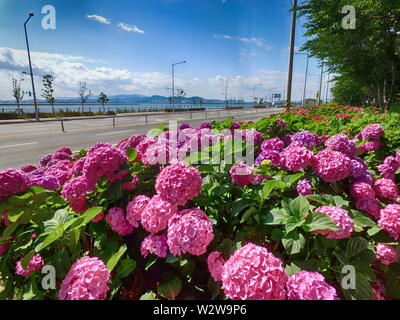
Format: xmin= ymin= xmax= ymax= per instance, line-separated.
xmin=0 ymin=93 xmax=231 ymax=104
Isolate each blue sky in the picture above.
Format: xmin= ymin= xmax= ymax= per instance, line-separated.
xmin=0 ymin=0 xmax=329 ymax=101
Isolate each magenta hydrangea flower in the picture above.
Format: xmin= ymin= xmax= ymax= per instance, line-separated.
xmin=59 ymin=256 xmax=110 ymax=300
xmin=179 ymin=123 xmax=193 ymax=130
xmin=141 ymin=195 xmax=178 ymax=234
xmin=0 ymin=169 xmax=29 ymax=201
xmin=275 ymin=118 xmax=286 ymax=128
xmin=312 ymin=206 xmax=354 ymax=239
xmin=378 ymin=156 xmax=400 ymax=181
xmin=55 ymin=146 xmax=72 ymax=155
xmin=122 ymin=174 xmax=139 ymax=191
xmin=61 ymin=176 xmax=91 ymax=202
xmin=376 ymin=244 xmax=397 ymax=266
xmin=91 ymin=210 xmax=104 ymax=223
xmin=199 ymin=122 xmax=212 ymax=130
xmin=350 ymin=183 xmax=375 ymax=201
xmin=286 ymin=271 xmax=338 ymax=300
xmin=360 ymin=123 xmax=384 ymax=140
xmin=373 ymin=178 xmax=399 ymax=200
xmin=280 ymin=143 xmax=314 ymax=172
xmin=45 ymin=161 xmax=73 ymax=185
xmin=378 ymin=204 xmax=400 ymax=240
xmin=221 ymin=243 xmax=287 ymax=300
xmin=243 ymin=129 xmax=263 ymax=144
xmin=325 ymin=134 xmax=357 ymax=158
xmin=116 ymin=134 xmax=146 ymax=152
xmin=312 ymin=150 xmax=351 ymax=183
xmin=71 ymin=157 xmax=86 ymax=175
xmin=15 ymin=254 xmax=44 ymax=278
xmin=358 ymin=140 xmax=380 ymax=152
xmin=40 ymin=154 xmax=53 ymax=166
xmin=143 ymin=142 xmax=170 ymax=165
xmin=207 ymin=251 xmax=225 ymax=282
xmin=52 ymin=152 xmax=71 ymax=161
xmin=255 ymin=174 xmax=272 ymax=184
xmin=155 ymin=161 xmax=202 ymax=206
xmin=297 ymin=179 xmax=312 ymax=196
xmin=230 ymin=122 xmax=241 ymax=130
xmin=140 ymin=234 xmax=169 ymax=258
xmin=261 ymin=138 xmax=285 ymax=152
xmin=371 ymin=281 xmax=386 ymax=300
xmin=291 ymin=130 xmax=321 ymax=148
xmin=29 ymin=174 xmax=60 ymax=191
xmin=352 ymin=171 xmax=374 ymax=185
xmin=229 ymin=163 xmax=255 ymax=186
xmin=83 ymin=145 xmax=128 ymax=187
xmin=126 ymin=195 xmax=150 ymax=228
xmin=255 ymin=150 xmax=280 ymax=166
xmin=105 ymin=207 xmax=133 ymax=236
xmin=356 ymin=198 xmax=380 ymax=219
xmin=350 ymin=158 xmax=368 ymax=178
xmin=20 ymin=164 xmax=37 ymax=174
xmin=167 ymin=209 xmax=214 ymax=256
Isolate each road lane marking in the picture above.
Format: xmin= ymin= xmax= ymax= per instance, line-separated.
xmin=0 ymin=142 xmax=38 ymax=149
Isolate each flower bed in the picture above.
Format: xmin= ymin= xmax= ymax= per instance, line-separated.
xmin=0 ymin=104 xmax=399 ymax=300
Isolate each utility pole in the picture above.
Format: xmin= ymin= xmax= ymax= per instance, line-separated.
xmin=172 ymin=61 xmax=186 ymax=113
xmin=225 ymin=77 xmax=228 ymax=107
xmin=302 ymin=55 xmax=309 ymax=107
xmin=24 ymin=12 xmax=39 ymax=121
xmin=325 ymin=74 xmax=330 ymax=103
xmin=285 ymin=0 xmax=297 ymax=111
xmin=317 ymin=60 xmax=324 ymax=107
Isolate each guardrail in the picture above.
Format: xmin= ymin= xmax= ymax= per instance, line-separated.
xmin=57 ymin=107 xmax=284 ymax=133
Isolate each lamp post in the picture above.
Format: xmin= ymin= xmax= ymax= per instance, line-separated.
xmin=172 ymin=61 xmax=186 ymax=113
xmin=24 ymin=12 xmax=39 ymax=121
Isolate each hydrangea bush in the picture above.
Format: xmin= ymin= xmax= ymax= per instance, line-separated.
xmin=0 ymin=104 xmax=399 ymax=300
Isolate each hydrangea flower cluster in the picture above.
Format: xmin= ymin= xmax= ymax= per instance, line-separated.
xmin=229 ymin=163 xmax=255 ymax=186
xmin=167 ymin=209 xmax=214 ymax=256
xmin=313 ymin=206 xmax=354 ymax=239
xmin=140 ymin=234 xmax=169 ymax=258
xmin=376 ymin=244 xmax=397 ymax=266
xmin=0 ymin=169 xmax=29 ymax=201
xmin=286 ymin=271 xmax=338 ymax=300
xmin=105 ymin=207 xmax=133 ymax=236
xmin=378 ymin=156 xmax=400 ymax=181
xmin=20 ymin=164 xmax=37 ymax=174
xmin=221 ymin=243 xmax=287 ymax=300
xmin=261 ymin=138 xmax=284 ymax=152
xmin=155 ymin=161 xmax=202 ymax=206
xmin=378 ymin=204 xmax=400 ymax=240
xmin=59 ymin=256 xmax=110 ymax=300
xmin=29 ymin=174 xmax=60 ymax=191
xmin=280 ymin=142 xmax=314 ymax=172
xmin=126 ymin=195 xmax=150 ymax=228
xmin=207 ymin=251 xmax=225 ymax=282
xmin=373 ymin=178 xmax=399 ymax=200
xmin=297 ymin=179 xmax=312 ymax=196
xmin=350 ymin=158 xmax=368 ymax=178
xmin=275 ymin=118 xmax=286 ymax=128
xmin=255 ymin=150 xmax=280 ymax=166
xmin=358 ymin=140 xmax=381 ymax=152
xmin=15 ymin=254 xmax=44 ymax=278
xmin=360 ymin=123 xmax=384 ymax=140
xmin=325 ymin=134 xmax=357 ymax=158
xmin=141 ymin=195 xmax=178 ymax=234
xmin=312 ymin=150 xmax=351 ymax=183
xmin=291 ymin=130 xmax=321 ymax=148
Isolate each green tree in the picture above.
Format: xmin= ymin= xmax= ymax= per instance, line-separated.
xmin=97 ymin=92 xmax=109 ymax=113
xmin=77 ymin=82 xmax=92 ymax=112
xmin=41 ymin=74 xmax=56 ymax=115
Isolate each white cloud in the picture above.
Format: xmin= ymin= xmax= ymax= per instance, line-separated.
xmin=214 ymin=34 xmax=273 ymax=51
xmin=86 ymin=14 xmax=111 ymax=25
xmin=117 ymin=22 xmax=145 ymax=34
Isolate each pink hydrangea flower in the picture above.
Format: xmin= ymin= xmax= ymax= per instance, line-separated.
xmin=280 ymin=143 xmax=314 ymax=172
xmin=255 ymin=150 xmax=281 ymax=166
xmin=350 ymin=183 xmax=375 ymax=201
xmin=15 ymin=254 xmax=44 ymax=278
xmin=221 ymin=243 xmax=287 ymax=300
xmin=378 ymin=204 xmax=400 ymax=240
xmin=105 ymin=207 xmax=133 ymax=236
xmin=52 ymin=152 xmax=71 ymax=161
xmin=45 ymin=161 xmax=73 ymax=185
xmin=358 ymin=140 xmax=380 ymax=152
xmin=141 ymin=195 xmax=178 ymax=234
xmin=91 ymin=210 xmax=104 ymax=223
xmin=61 ymin=176 xmax=91 ymax=201
xmin=361 ymin=124 xmax=384 ymax=140
xmin=126 ymin=195 xmax=150 ymax=228
xmin=140 ymin=234 xmax=169 ymax=258
xmin=20 ymin=164 xmax=37 ymax=174
xmin=373 ymin=179 xmax=399 ymax=200
xmin=71 ymin=157 xmax=86 ymax=175
xmin=155 ymin=162 xmax=202 ymax=206
xmin=229 ymin=163 xmax=255 ymax=186
xmin=40 ymin=154 xmax=53 ymax=166
xmin=143 ymin=142 xmax=170 ymax=165
xmin=207 ymin=251 xmax=225 ymax=282
xmin=59 ymin=256 xmax=110 ymax=300
xmin=325 ymin=134 xmax=357 ymax=158
xmin=297 ymin=179 xmax=312 ymax=196
xmin=376 ymin=244 xmax=397 ymax=266
xmin=350 ymin=158 xmax=368 ymax=178
xmin=167 ymin=209 xmax=214 ymax=256
xmin=356 ymin=198 xmax=380 ymax=219
xmin=371 ymin=281 xmax=386 ymax=300
xmin=312 ymin=150 xmax=351 ymax=183
xmin=312 ymin=206 xmax=354 ymax=239
xmin=291 ymin=130 xmax=320 ymax=148
xmin=0 ymin=169 xmax=29 ymax=201
xmin=55 ymin=146 xmax=72 ymax=155
xmin=29 ymin=174 xmax=60 ymax=191
xmin=255 ymin=174 xmax=272 ymax=184
xmin=261 ymin=138 xmax=284 ymax=151
xmin=122 ymin=174 xmax=139 ymax=191
xmin=286 ymin=271 xmax=338 ymax=300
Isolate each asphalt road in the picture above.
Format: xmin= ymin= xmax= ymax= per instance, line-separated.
xmin=0 ymin=108 xmax=283 ymax=170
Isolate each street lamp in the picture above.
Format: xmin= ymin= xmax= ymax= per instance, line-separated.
xmin=24 ymin=12 xmax=39 ymax=121
xmin=172 ymin=61 xmax=186 ymax=113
